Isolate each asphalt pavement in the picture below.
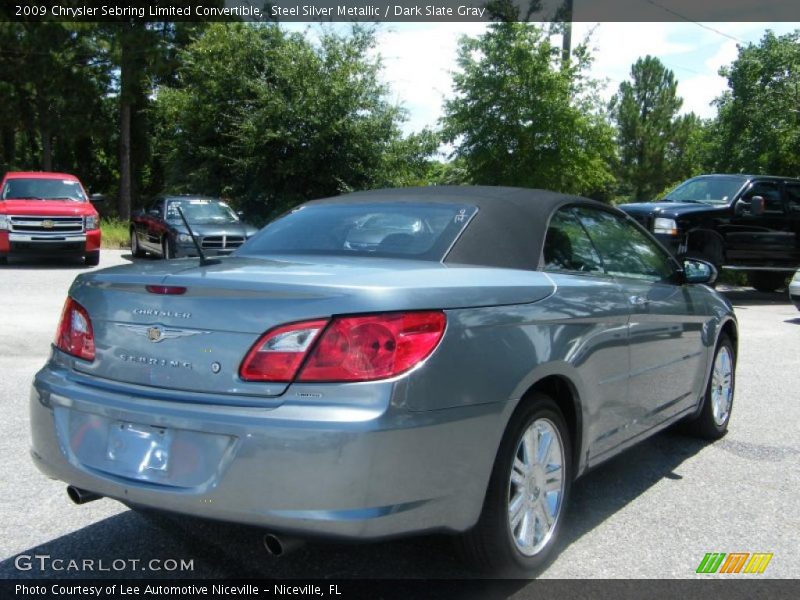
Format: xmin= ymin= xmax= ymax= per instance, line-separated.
xmin=1 ymin=250 xmax=798 ymax=580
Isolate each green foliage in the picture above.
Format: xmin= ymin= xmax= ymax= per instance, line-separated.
xmin=710 ymin=30 xmax=800 ymax=176
xmin=425 ymin=158 xmax=471 ymax=186
xmin=153 ymin=24 xmax=425 ymax=219
xmin=0 ymin=23 xmax=115 ymax=189
xmin=100 ymin=218 xmax=130 ymax=249
xmin=610 ymin=55 xmax=707 ymax=201
xmin=441 ymin=23 xmax=616 ymax=200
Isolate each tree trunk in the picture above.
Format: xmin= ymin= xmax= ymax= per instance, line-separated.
xmin=118 ymin=29 xmax=133 ymax=221
xmin=561 ymin=0 xmax=573 ymax=67
xmin=119 ymin=100 xmax=131 ymax=220
xmin=40 ymin=122 xmax=52 ymax=171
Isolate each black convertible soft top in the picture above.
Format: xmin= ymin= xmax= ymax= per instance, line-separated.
xmin=307 ymin=185 xmax=613 ymax=271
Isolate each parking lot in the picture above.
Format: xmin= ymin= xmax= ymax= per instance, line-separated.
xmin=1 ymin=250 xmax=798 ymax=579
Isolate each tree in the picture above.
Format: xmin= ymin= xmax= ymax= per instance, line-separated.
xmin=610 ymin=55 xmax=693 ymax=200
xmin=0 ymin=22 xmax=114 ymax=188
xmin=99 ymin=22 xmax=206 ymax=219
xmin=441 ymin=23 xmax=615 ymax=199
xmin=710 ymin=30 xmax=800 ymax=175
xmin=154 ymin=24 xmax=427 ymax=219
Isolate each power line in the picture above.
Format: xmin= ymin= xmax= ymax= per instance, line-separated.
xmin=641 ymin=0 xmax=743 ymax=43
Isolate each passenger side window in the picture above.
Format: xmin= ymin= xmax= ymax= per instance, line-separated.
xmin=574 ymin=208 xmax=675 ymax=282
xmin=742 ymin=182 xmax=783 ymax=214
xmin=543 ymin=208 xmax=603 ymax=274
xmin=785 ymin=183 xmax=800 ymax=214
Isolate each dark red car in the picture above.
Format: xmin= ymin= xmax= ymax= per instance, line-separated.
xmin=0 ymin=171 xmax=101 ymax=265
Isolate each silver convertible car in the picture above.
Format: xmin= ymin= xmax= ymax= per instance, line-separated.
xmin=30 ymin=186 xmax=737 ymax=574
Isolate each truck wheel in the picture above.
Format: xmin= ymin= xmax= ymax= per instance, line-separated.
xmin=84 ymin=251 xmax=100 ymax=267
xmin=747 ymin=271 xmax=787 ymax=293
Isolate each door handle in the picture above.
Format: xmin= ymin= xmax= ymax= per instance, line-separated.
xmin=629 ymin=295 xmax=649 ymax=306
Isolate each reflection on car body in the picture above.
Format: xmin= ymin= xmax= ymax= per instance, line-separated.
xmin=30 ymin=186 xmax=737 ymax=574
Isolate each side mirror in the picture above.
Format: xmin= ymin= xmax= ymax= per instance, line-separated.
xmin=750 ymin=196 xmax=765 ymax=216
xmin=236 ymin=211 xmax=245 ymax=219
xmin=682 ymin=258 xmax=718 ymax=285
xmin=89 ymin=193 xmax=106 ymax=203
xmin=148 ymin=208 xmax=160 ymax=217
xmin=735 ymin=196 xmax=765 ymax=216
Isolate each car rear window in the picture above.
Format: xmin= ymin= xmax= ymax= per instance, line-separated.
xmin=1 ymin=178 xmax=85 ymax=201
xmin=237 ymin=202 xmax=477 ymax=261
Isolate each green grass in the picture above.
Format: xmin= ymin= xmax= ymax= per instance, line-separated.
xmin=100 ymin=218 xmax=130 ymax=249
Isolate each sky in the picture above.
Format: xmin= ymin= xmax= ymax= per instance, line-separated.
xmin=340 ymin=21 xmax=800 ymax=136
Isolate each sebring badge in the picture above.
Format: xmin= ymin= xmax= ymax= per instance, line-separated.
xmin=117 ymin=323 xmax=210 ymax=343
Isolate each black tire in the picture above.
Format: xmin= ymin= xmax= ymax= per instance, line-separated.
xmin=84 ymin=251 xmax=100 ymax=266
xmin=683 ymin=334 xmax=735 ymax=440
xmin=747 ymin=271 xmax=788 ymax=293
xmin=0 ymin=255 xmax=7 ymax=265
xmin=130 ymin=229 xmax=146 ymax=257
xmin=161 ymin=237 xmax=172 ymax=260
xmin=456 ymin=393 xmax=572 ymax=575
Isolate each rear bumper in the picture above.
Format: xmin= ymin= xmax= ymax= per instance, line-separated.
xmin=30 ymin=361 xmax=500 ymax=540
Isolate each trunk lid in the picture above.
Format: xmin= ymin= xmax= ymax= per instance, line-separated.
xmin=68 ymin=255 xmax=555 ymax=401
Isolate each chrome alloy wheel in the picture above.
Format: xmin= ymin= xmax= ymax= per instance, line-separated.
xmin=711 ymin=345 xmax=734 ymax=426
xmin=507 ymin=418 xmax=565 ymax=556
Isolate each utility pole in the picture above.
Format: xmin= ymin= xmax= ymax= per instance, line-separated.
xmin=561 ymin=0 xmax=574 ymax=66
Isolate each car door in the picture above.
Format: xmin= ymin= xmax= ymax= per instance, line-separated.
xmin=782 ymin=181 xmax=800 ymax=267
xmin=541 ymin=208 xmax=631 ymax=459
xmin=142 ymin=198 xmax=165 ymax=252
xmin=726 ymin=180 xmax=793 ymax=267
xmin=574 ymin=207 xmax=708 ymax=448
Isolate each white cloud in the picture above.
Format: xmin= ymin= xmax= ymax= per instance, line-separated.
xmin=373 ymin=23 xmax=488 ymax=134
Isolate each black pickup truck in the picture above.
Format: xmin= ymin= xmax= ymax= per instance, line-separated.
xmin=619 ymin=174 xmax=800 ymax=292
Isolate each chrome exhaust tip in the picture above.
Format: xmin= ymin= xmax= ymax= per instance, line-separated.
xmin=66 ymin=485 xmax=102 ymax=505
xmin=263 ymin=533 xmax=304 ymax=557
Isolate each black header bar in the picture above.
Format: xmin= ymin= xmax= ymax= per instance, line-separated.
xmin=3 ymin=0 xmax=800 ymax=23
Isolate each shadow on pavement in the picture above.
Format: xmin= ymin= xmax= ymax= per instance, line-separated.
xmin=0 ymin=430 xmax=708 ymax=580
xmin=0 ymin=256 xmax=89 ymax=269
xmin=718 ymin=286 xmax=791 ymax=308
xmin=559 ymin=428 xmax=706 ymax=553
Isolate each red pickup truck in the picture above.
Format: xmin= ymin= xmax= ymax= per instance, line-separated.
xmin=0 ymin=171 xmax=101 ymax=265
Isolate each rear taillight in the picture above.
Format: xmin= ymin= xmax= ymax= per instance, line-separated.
xmin=239 ymin=311 xmax=446 ymax=383
xmin=240 ymin=319 xmax=328 ymax=382
xmin=55 ymin=298 xmax=95 ymax=361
